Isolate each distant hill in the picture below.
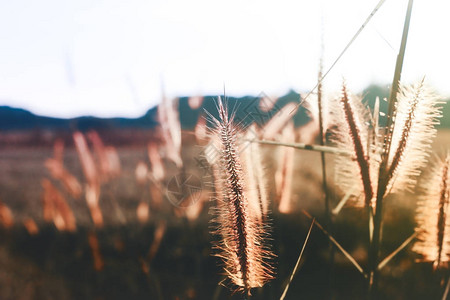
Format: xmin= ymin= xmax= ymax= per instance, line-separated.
xmin=0 ymin=90 xmax=310 ymax=132
xmin=0 ymin=106 xmax=159 ymax=132
xmin=439 ymin=100 xmax=450 ymax=128
xmin=0 ymin=105 xmax=160 ymax=147
xmin=0 ymin=90 xmax=310 ymax=147
xmin=0 ymin=87 xmax=448 ymax=147
xmin=363 ymin=84 xmax=450 ymax=128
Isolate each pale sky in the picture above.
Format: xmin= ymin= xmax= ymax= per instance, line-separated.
xmin=0 ymin=0 xmax=449 ymax=118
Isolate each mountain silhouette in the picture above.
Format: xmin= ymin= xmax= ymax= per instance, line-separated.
xmin=0 ymin=87 xmax=448 ymax=147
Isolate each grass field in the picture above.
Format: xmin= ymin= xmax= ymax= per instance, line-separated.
xmin=0 ymin=128 xmax=448 ymax=299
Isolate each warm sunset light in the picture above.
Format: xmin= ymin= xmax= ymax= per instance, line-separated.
xmin=1 ymin=1 xmax=450 ymax=299
xmin=0 ymin=0 xmax=449 ymax=117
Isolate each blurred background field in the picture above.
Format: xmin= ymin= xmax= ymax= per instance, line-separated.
xmin=0 ymin=94 xmax=448 ymax=299
xmin=1 ymin=1 xmax=450 ymax=298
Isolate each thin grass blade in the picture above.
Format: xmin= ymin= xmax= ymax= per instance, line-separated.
xmin=378 ymin=232 xmax=417 ymax=270
xmin=291 ymin=0 xmax=386 ymax=114
xmin=442 ymin=277 xmax=450 ymax=300
xmin=369 ymin=209 xmax=374 ymax=243
xmin=302 ymin=210 xmax=366 ymax=277
xmin=332 ymin=185 xmax=359 ymax=215
xmin=247 ymin=139 xmax=350 ymax=156
xmin=280 ymin=219 xmax=315 ymax=300
xmin=369 ymin=2 xmax=415 ymax=297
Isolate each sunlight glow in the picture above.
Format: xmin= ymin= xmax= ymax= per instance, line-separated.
xmin=0 ymin=0 xmax=448 ymax=118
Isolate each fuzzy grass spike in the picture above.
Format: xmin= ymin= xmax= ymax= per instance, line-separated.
xmin=413 ymin=155 xmax=450 ymax=269
xmin=208 ymin=97 xmax=274 ymax=295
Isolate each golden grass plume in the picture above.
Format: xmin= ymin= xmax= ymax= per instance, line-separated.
xmin=45 ymin=156 xmax=82 ymax=199
xmin=331 ymin=81 xmax=441 ymax=208
xmin=23 ymin=218 xmax=39 ymax=235
xmin=207 ymin=97 xmax=274 ymax=294
xmin=41 ymin=178 xmax=77 ymax=232
xmin=88 ymin=230 xmax=104 ymax=271
xmin=413 ymin=154 xmax=450 ymax=269
xmin=330 ymin=84 xmax=379 ymax=207
xmin=275 ymin=122 xmax=296 ymax=213
xmin=241 ymin=125 xmax=270 ymax=220
xmin=158 ymin=94 xmax=183 ymax=168
xmin=136 ymin=201 xmax=150 ymax=223
xmin=385 ymin=80 xmax=442 ymax=194
xmin=0 ymin=200 xmax=14 ymax=229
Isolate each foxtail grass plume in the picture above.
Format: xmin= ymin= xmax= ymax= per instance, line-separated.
xmin=87 ymin=131 xmax=121 ymax=180
xmin=85 ymin=183 xmax=103 ymax=227
xmin=303 ymin=93 xmax=329 ymax=140
xmin=275 ymin=122 xmax=296 ymax=213
xmin=331 ymin=84 xmax=379 ymax=207
xmin=413 ymin=155 xmax=450 ymax=269
xmin=188 ymin=95 xmax=204 ymax=110
xmin=299 ymin=92 xmax=330 ymax=144
xmin=0 ymin=200 xmax=13 ymax=229
xmin=41 ymin=179 xmax=77 ymax=232
xmin=262 ymin=102 xmax=297 ymax=140
xmin=207 ymin=97 xmax=274 ymax=294
xmin=157 ymin=91 xmax=182 ymax=168
xmin=73 ymin=132 xmax=103 ymax=227
xmin=87 ymin=131 xmax=110 ymax=179
xmin=73 ymin=132 xmax=98 ymax=185
xmin=136 ymin=201 xmax=150 ymax=223
xmin=385 ymin=80 xmax=442 ymax=194
xmin=145 ymin=144 xmax=165 ymax=209
xmin=148 ymin=220 xmax=167 ymax=262
xmin=45 ymin=158 xmax=82 ymax=199
xmin=23 ymin=218 xmax=39 ymax=235
xmin=135 ymin=161 xmax=149 ymax=185
xmin=241 ymin=125 xmax=269 ymax=220
xmin=147 ymin=143 xmax=165 ymax=182
xmin=331 ymin=81 xmax=441 ymax=208
xmin=88 ymin=231 xmax=104 ymax=271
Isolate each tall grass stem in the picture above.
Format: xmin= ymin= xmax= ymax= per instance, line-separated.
xmin=280 ymin=219 xmax=315 ymax=300
xmin=368 ymin=1 xmax=414 ymax=298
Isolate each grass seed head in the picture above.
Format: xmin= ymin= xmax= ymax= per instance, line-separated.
xmin=208 ymin=97 xmax=274 ymax=294
xmin=413 ymin=154 xmax=450 ymax=269
xmin=386 ymin=81 xmax=443 ymax=194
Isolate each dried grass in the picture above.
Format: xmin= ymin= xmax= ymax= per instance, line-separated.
xmin=413 ymin=155 xmax=450 ymax=269
xmin=207 ymin=98 xmax=274 ymax=294
xmin=41 ymin=178 xmax=76 ymax=232
xmin=0 ymin=200 xmax=14 ymax=229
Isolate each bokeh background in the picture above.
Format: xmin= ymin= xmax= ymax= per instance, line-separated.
xmin=0 ymin=1 xmax=449 ymax=299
